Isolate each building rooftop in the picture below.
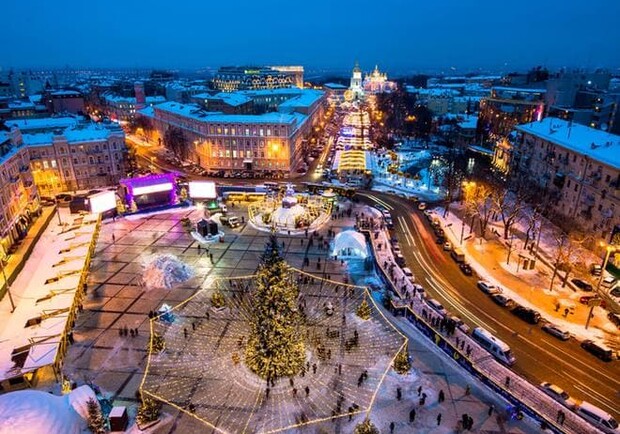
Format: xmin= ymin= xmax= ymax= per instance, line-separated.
xmin=5 ymin=117 xmax=80 ymax=132
xmin=516 ymin=117 xmax=620 ymax=169
xmin=324 ymin=83 xmax=348 ymax=90
xmin=194 ymin=92 xmax=253 ymax=107
xmin=277 ymin=89 xmax=324 ymax=110
xmin=151 ymin=101 xmax=307 ymax=126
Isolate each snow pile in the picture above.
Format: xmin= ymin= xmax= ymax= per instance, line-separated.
xmin=0 ymin=385 xmax=96 ymax=434
xmin=142 ymin=254 xmax=194 ymax=290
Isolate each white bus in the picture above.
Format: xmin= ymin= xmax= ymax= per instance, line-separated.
xmin=471 ymin=327 xmax=516 ymax=366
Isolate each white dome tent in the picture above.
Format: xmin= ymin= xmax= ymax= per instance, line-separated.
xmin=332 ymin=230 xmax=368 ymax=259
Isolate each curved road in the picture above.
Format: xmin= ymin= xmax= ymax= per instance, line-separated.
xmin=359 ymin=191 xmax=620 ymax=421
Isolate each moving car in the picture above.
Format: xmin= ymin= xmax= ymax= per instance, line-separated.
xmin=471 ymin=327 xmax=516 ymax=366
xmin=510 ymin=305 xmax=541 ymax=324
xmin=490 ymin=294 xmax=514 ymax=308
xmin=477 ymin=280 xmax=502 ymax=295
xmin=418 ymin=202 xmax=427 ymax=211
xmin=220 ymin=215 xmax=240 ymax=228
xmin=541 ymin=323 xmax=570 ymax=341
xmin=571 ymin=278 xmax=593 ymax=292
xmin=459 ymin=262 xmax=473 ymax=276
xmin=539 ymin=382 xmax=578 ymax=409
xmin=443 ymin=241 xmax=453 ymax=251
xmin=580 ymin=340 xmax=614 ymax=362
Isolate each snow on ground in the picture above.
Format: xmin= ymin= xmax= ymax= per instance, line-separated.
xmin=0 ymin=385 xmax=96 ymax=434
xmin=432 ymin=205 xmax=617 ymax=346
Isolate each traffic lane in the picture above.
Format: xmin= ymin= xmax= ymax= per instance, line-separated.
xmin=388 ymin=197 xmax=620 ymax=418
xmin=362 ymin=192 xmax=620 ymax=417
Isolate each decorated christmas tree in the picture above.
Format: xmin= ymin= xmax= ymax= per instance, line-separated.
xmin=245 ymin=232 xmax=305 ymax=379
xmin=356 ymin=296 xmax=372 ymax=320
xmin=150 ymin=333 xmax=165 ymax=354
xmin=393 ymin=343 xmax=411 ymax=374
xmin=136 ymin=394 xmax=162 ymax=426
xmin=211 ymin=288 xmax=226 ymax=308
xmin=354 ymin=418 xmax=379 ymax=434
xmin=86 ymin=397 xmax=107 ymax=434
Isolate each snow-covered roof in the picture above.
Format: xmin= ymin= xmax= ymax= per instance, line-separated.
xmin=516 ymin=117 xmax=620 ymax=169
xmin=277 ymin=89 xmax=324 ymax=110
xmin=5 ymin=117 xmax=80 ymax=131
xmin=324 ymin=83 xmax=348 ymax=89
xmin=152 ymin=101 xmax=307 ymax=126
xmin=0 ymin=208 xmax=99 ymax=382
xmin=333 ymin=230 xmax=368 ymax=258
xmin=194 ymin=92 xmax=253 ymax=107
xmin=50 ymin=90 xmax=81 ymax=97
xmin=21 ymin=123 xmax=122 ymax=147
xmin=457 ymin=115 xmax=478 ymax=130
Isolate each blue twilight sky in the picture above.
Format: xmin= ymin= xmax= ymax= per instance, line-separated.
xmin=2 ymin=0 xmax=619 ymax=72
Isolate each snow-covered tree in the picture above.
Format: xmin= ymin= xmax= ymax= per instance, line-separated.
xmin=245 ymin=232 xmax=305 ymax=379
xmin=136 ymin=395 xmax=161 ymax=426
xmin=86 ymin=397 xmax=107 ymax=434
xmin=356 ymin=297 xmax=371 ymax=320
xmin=354 ymin=418 xmax=379 ymax=434
xmin=393 ymin=343 xmax=410 ymax=374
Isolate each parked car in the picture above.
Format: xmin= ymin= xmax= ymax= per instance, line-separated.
xmin=607 ymin=312 xmax=620 ymax=329
xmin=459 ymin=262 xmax=473 ymax=276
xmin=426 ymin=298 xmax=448 ymax=316
xmin=590 ymin=264 xmax=603 ymax=276
xmin=477 ymin=280 xmax=502 ymax=295
xmin=579 ymin=295 xmax=606 ymax=309
xmin=571 ymin=278 xmax=593 ymax=292
xmin=540 ymin=382 xmax=578 ymax=409
xmin=610 ymin=287 xmax=620 ymax=299
xmin=541 ymin=323 xmax=571 ymax=341
xmin=581 ymin=340 xmax=614 ymax=362
xmin=418 ymin=202 xmax=427 ymax=211
xmin=491 ymin=294 xmax=514 ymax=308
xmin=511 ymin=305 xmax=541 ymax=324
xmin=575 ymin=401 xmax=619 ymax=434
xmin=443 ymin=241 xmax=453 ymax=251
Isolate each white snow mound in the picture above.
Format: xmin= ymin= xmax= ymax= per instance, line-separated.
xmin=0 ymin=385 xmax=96 ymax=434
xmin=142 ymin=254 xmax=194 ymax=290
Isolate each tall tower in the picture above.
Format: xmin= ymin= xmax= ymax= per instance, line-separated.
xmin=350 ymin=61 xmax=363 ymax=98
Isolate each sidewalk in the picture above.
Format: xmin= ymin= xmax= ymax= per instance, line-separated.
xmin=0 ymin=205 xmax=57 ymax=300
xmin=432 ymin=204 xmax=619 ymax=349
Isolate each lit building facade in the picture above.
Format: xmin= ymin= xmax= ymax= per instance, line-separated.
xmin=511 ymin=117 xmax=620 ymax=239
xmin=212 ymin=66 xmax=303 ymax=92
xmin=363 ymin=65 xmax=396 ymax=94
xmin=6 ymin=117 xmax=127 ymax=195
xmin=478 ymin=86 xmax=546 ymax=141
xmin=349 ymin=61 xmax=364 ymax=100
xmin=143 ymin=89 xmax=326 ymax=174
xmin=0 ymin=127 xmax=40 ymax=260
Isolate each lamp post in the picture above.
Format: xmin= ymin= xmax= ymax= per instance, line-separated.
xmin=1 ymin=258 xmax=16 ymax=313
xmin=595 ymin=244 xmax=619 ymax=295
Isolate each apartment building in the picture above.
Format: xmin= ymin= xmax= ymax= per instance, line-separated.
xmin=0 ymin=127 xmax=40 ymax=259
xmin=511 ymin=117 xmax=620 ymax=238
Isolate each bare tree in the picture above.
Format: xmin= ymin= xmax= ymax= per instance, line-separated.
xmin=164 ymin=126 xmax=189 ymax=160
xmin=465 ymin=183 xmax=494 ymax=238
xmin=492 ymin=186 xmax=528 ymax=240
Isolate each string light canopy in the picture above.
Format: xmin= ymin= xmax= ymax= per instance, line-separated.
xmin=140 ymin=270 xmax=406 ymax=433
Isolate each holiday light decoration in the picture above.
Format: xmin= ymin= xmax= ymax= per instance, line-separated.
xmin=139 ymin=238 xmax=407 ymax=433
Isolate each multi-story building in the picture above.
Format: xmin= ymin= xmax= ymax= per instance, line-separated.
xmin=212 ymin=66 xmax=303 ymax=92
xmin=5 ymin=117 xmax=127 ymax=195
xmin=191 ymin=92 xmax=254 ymax=114
xmin=363 ymin=65 xmax=396 ymax=94
xmin=0 ymin=127 xmax=40 ymax=259
xmin=43 ymin=90 xmax=85 ymax=114
xmin=510 ymin=117 xmax=620 ymax=239
xmin=142 ymin=89 xmax=326 ymax=174
xmin=102 ymin=93 xmax=166 ymax=123
xmin=477 ymin=86 xmax=546 ymax=141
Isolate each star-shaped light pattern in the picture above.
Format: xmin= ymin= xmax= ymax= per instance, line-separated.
xmin=140 ymin=270 xmax=406 ymax=434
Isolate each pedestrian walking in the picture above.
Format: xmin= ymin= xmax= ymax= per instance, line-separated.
xmin=417 ymin=385 xmax=422 ymax=396
xmin=505 ymin=376 xmax=511 ymax=388
xmin=488 ymin=404 xmax=495 ymax=416
xmin=437 ymin=413 xmax=442 ymax=426
xmin=467 ymin=416 xmax=474 ymax=430
xmin=409 ymin=408 xmax=416 ymax=423
xmin=112 ymin=234 xmax=116 ymax=243
xmin=465 ymin=384 xmax=471 ymax=396
xmin=396 ymin=387 xmax=402 ymax=400
xmin=438 ymin=389 xmax=445 ymax=403
xmin=389 ymin=421 xmax=395 ymax=433
xmin=305 ymin=385 xmax=310 ymax=396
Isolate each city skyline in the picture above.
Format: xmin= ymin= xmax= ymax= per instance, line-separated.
xmin=2 ymin=0 xmax=620 ymax=71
